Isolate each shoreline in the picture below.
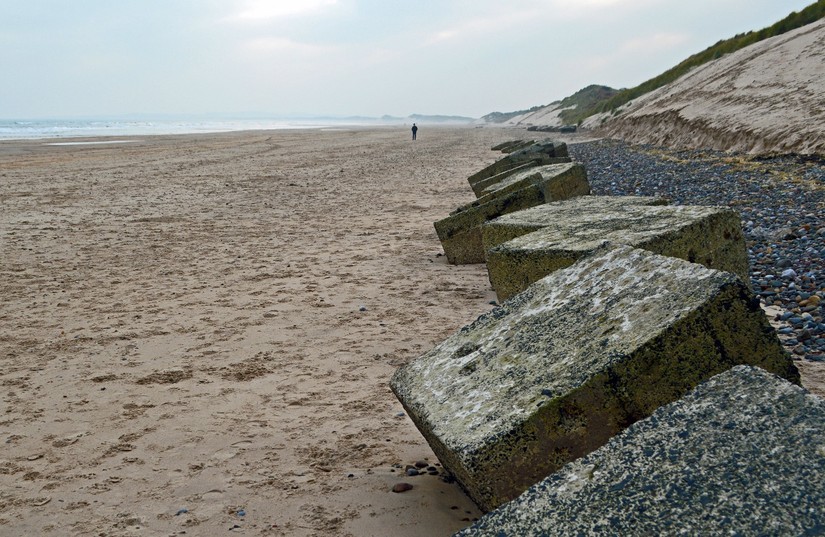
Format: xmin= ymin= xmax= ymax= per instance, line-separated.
xmin=0 ymin=119 xmax=474 ymax=143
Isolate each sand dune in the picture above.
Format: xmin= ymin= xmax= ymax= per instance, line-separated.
xmin=591 ymin=18 xmax=825 ymax=155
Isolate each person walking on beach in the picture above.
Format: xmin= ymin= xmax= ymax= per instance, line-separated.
xmin=411 ymin=123 xmax=418 ymax=141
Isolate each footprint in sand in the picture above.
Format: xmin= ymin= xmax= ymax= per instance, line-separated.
xmin=201 ymin=489 xmax=224 ymax=501
xmin=210 ymin=440 xmax=253 ymax=461
xmin=51 ymin=431 xmax=88 ymax=447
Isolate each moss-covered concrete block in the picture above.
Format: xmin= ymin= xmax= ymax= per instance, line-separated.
xmin=487 ymin=201 xmax=748 ymax=301
xmin=470 ymin=161 xmax=544 ymax=197
xmin=390 ymin=245 xmax=798 ymax=512
xmin=434 ymin=163 xmax=591 ymax=264
xmin=456 ymin=365 xmax=821 ymax=536
xmin=478 ymin=163 xmax=590 ymax=204
xmin=491 ymin=140 xmax=535 ymax=153
xmin=482 ymin=196 xmax=668 ymax=254
xmin=467 ymin=140 xmax=570 ymax=194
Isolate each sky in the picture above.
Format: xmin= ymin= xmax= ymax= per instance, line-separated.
xmin=0 ymin=0 xmax=816 ymax=119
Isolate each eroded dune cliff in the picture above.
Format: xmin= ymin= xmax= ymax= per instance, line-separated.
xmin=591 ymin=18 xmax=825 ymax=155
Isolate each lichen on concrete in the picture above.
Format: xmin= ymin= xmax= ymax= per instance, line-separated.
xmin=478 ymin=163 xmax=590 ymax=201
xmin=486 ymin=201 xmax=748 ymax=301
xmin=390 ymin=244 xmax=798 ymax=512
xmin=482 ymin=195 xmax=668 ymax=253
xmin=456 ymin=365 xmax=823 ymax=536
xmin=491 ymin=140 xmax=535 ymax=153
xmin=434 ymin=163 xmax=590 ymax=264
xmin=470 ymin=161 xmax=543 ymax=197
xmin=467 ymin=140 xmax=570 ymax=192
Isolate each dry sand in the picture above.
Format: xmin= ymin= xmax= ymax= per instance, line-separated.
xmin=2 ymin=127 xmax=822 ymax=536
xmin=0 ymin=127 xmax=518 ymax=536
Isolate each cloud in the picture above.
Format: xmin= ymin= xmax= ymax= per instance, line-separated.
xmin=241 ymin=36 xmax=329 ymax=55
xmin=422 ymin=7 xmax=543 ymax=46
xmin=229 ymin=0 xmax=339 ymax=23
xmin=618 ymin=32 xmax=690 ymax=53
xmin=545 ymin=0 xmax=657 ymax=18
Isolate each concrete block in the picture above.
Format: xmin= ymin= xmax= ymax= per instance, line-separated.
xmin=390 ymin=244 xmax=799 ymax=512
xmin=478 ymin=163 xmax=590 ymax=204
xmin=456 ymin=365 xmax=823 ymax=536
xmin=467 ymin=140 xmax=570 ymax=193
xmin=470 ymin=161 xmax=543 ymax=198
xmin=486 ymin=201 xmax=748 ymax=301
xmin=491 ymin=140 xmax=535 ymax=153
xmin=481 ymin=196 xmax=668 ymax=253
xmin=434 ymin=163 xmax=590 ymax=264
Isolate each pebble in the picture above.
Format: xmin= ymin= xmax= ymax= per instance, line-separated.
xmin=392 ymin=483 xmax=414 ymax=493
xmin=571 ymin=141 xmax=824 ymax=360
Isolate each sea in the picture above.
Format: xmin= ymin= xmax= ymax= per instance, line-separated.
xmin=0 ymin=117 xmax=391 ymax=141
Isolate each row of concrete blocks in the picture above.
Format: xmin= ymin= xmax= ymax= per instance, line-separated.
xmin=391 ymin=140 xmax=821 ymax=534
xmin=434 ymin=140 xmax=750 ymax=302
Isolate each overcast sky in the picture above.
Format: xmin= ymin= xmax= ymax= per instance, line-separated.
xmin=0 ymin=0 xmax=815 ymax=119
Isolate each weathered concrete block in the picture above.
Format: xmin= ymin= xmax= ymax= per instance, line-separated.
xmin=486 ymin=201 xmax=748 ymax=301
xmin=467 ymin=140 xmax=571 ymax=192
xmin=456 ymin=365 xmax=823 ymax=536
xmin=390 ymin=245 xmax=799 ymax=512
xmin=470 ymin=161 xmax=541 ymax=197
xmin=435 ymin=163 xmax=591 ymax=264
xmin=478 ymin=163 xmax=590 ymax=204
xmin=482 ymin=196 xmax=668 ymax=253
xmin=491 ymin=140 xmax=535 ymax=153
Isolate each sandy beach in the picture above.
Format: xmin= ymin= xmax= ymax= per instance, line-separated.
xmin=0 ymin=127 xmax=521 ymax=536
xmin=2 ymin=126 xmax=822 ymax=536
